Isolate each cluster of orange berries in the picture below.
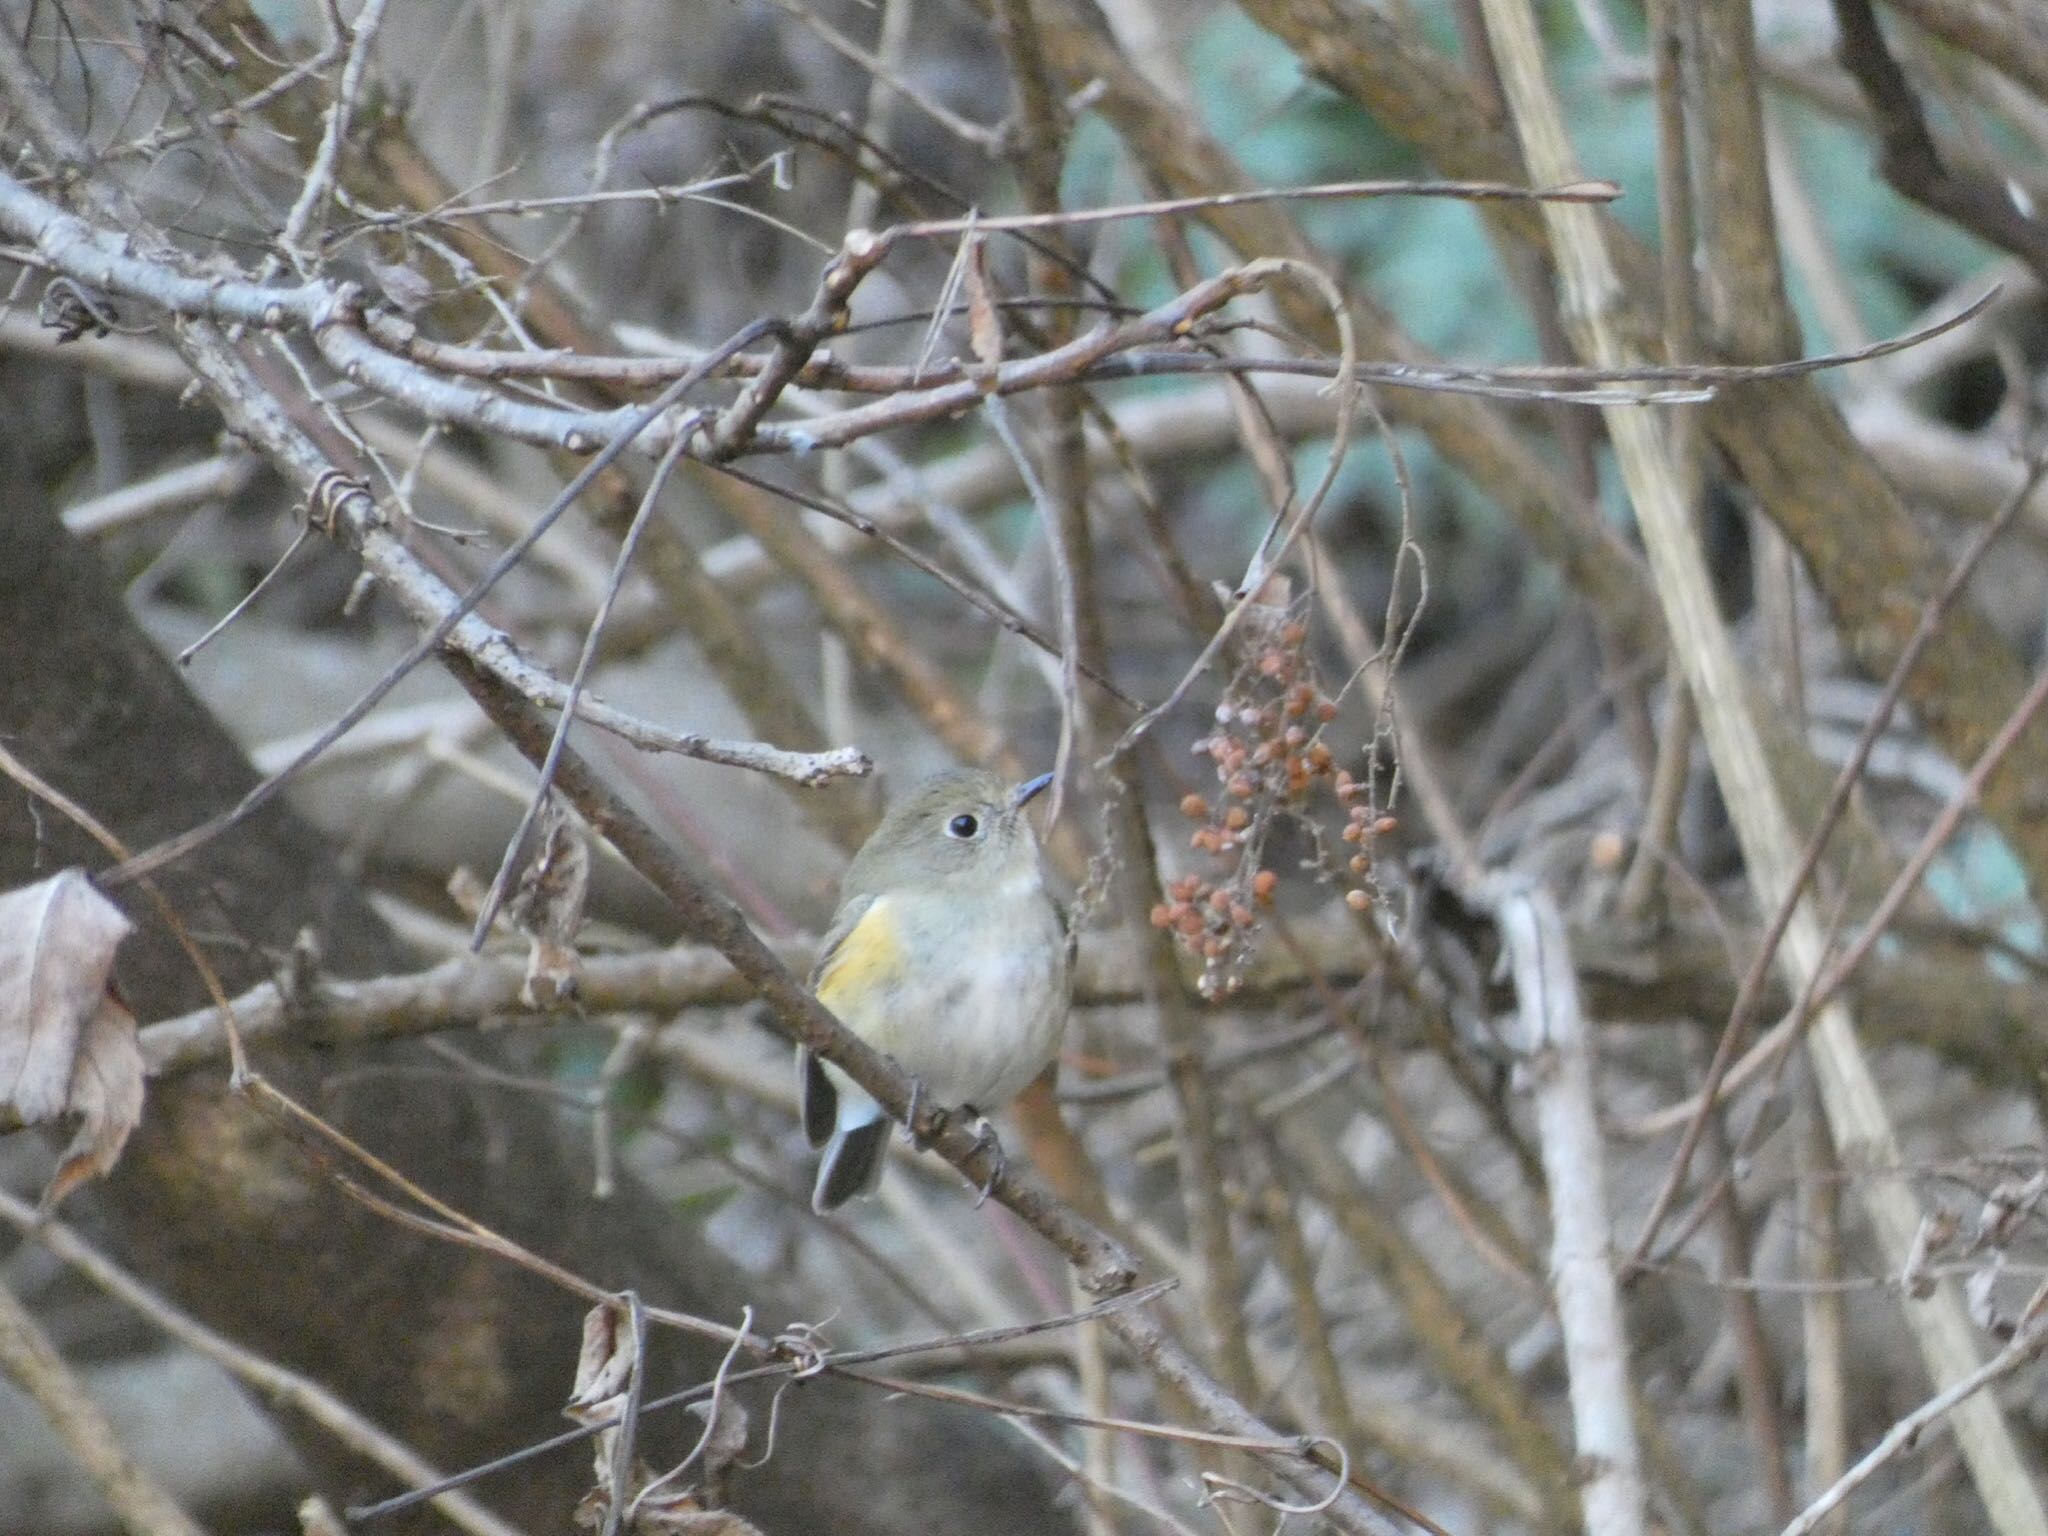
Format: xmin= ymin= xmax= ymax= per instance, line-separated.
xmin=1340 ymin=789 xmax=1400 ymax=901
xmin=1148 ymin=613 xmax=1393 ymax=995
xmin=1152 ymin=865 xmax=1277 ymax=956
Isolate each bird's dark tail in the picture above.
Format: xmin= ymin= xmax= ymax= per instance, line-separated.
xmin=798 ymin=1050 xmax=837 ymax=1147
xmin=812 ymin=1117 xmax=890 ymax=1212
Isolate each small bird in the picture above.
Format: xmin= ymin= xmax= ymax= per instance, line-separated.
xmin=800 ymin=767 xmax=1068 ymax=1213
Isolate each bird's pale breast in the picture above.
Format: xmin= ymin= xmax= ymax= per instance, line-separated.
xmin=821 ymin=884 xmax=1066 ymax=1111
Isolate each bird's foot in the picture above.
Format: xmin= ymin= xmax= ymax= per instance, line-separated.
xmin=903 ymin=1076 xmax=942 ymax=1149
xmin=967 ymin=1113 xmax=1005 ymax=1207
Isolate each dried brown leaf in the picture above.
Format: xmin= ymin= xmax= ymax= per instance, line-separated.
xmin=44 ymin=989 xmax=144 ymax=1208
xmin=577 ymin=1476 xmax=766 ymax=1536
xmin=683 ymin=1398 xmax=750 ymax=1482
xmin=567 ymin=1301 xmax=636 ymax=1422
xmin=0 ymin=870 xmax=131 ymax=1118
xmin=964 ymin=237 xmax=1002 ymax=377
xmin=633 ymin=1499 xmax=765 ymax=1536
xmin=0 ymin=871 xmax=143 ymax=1205
xmin=510 ymin=796 xmax=589 ymax=1009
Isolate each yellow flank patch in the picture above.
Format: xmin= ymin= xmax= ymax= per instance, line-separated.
xmin=816 ymin=898 xmax=907 ymax=1021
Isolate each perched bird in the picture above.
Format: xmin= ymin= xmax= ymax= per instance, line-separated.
xmin=800 ymin=767 xmax=1068 ymax=1212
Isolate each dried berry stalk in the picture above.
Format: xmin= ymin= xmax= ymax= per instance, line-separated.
xmin=1151 ymin=599 xmax=1395 ymax=996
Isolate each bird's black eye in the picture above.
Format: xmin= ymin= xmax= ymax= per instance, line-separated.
xmin=946 ymin=812 xmax=980 ymax=840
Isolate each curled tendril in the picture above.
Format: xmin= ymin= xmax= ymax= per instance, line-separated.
xmin=737 ymin=1377 xmax=794 ymax=1471
xmin=1197 ymin=1436 xmax=1350 ymax=1520
xmin=628 ymin=1304 xmax=753 ymax=1519
xmin=306 ymin=468 xmax=372 ymax=534
xmin=773 ymin=1319 xmax=833 ymax=1379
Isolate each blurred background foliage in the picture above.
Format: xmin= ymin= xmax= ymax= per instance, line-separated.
xmin=9 ymin=0 xmax=2048 ymax=1532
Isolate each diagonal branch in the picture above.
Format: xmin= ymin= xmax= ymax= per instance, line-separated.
xmin=1831 ymin=0 xmax=2048 ymax=285
xmin=0 ymin=1279 xmax=209 ymax=1536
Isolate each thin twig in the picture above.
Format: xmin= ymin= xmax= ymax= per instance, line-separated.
xmin=348 ymin=1280 xmax=1179 ymax=1522
xmin=880 ymin=175 xmax=1622 ymax=237
xmin=1779 ymin=1309 xmax=2048 ymax=1536
xmin=467 ymin=430 xmax=693 ymax=945
xmin=0 ymin=1191 xmax=524 ymax=1536
xmin=0 ymin=1279 xmax=209 ymax=1536
xmin=276 ymin=0 xmax=389 ymax=266
xmin=1799 ymin=1080 xmax=1851 ymax=1536
xmin=60 ymin=449 xmax=259 ymax=538
xmin=1625 ymin=451 xmax=2048 ymax=1267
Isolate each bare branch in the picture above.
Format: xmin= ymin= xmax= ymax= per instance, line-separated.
xmin=1779 ymin=1309 xmax=2048 ymax=1536
xmin=0 ymin=1280 xmax=209 ymax=1536
xmin=1831 ymin=0 xmax=2048 ymax=285
xmin=1485 ymin=877 xmax=1649 ymax=1536
xmin=0 ymin=1192 xmax=525 ymax=1536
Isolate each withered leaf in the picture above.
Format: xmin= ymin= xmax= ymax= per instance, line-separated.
xmin=963 ymin=236 xmax=1002 ymax=378
xmin=1966 ymin=1254 xmax=2009 ymax=1337
xmin=366 ymin=259 xmax=436 ymax=316
xmin=45 ymin=989 xmax=144 ymax=1207
xmin=0 ymin=871 xmax=143 ymax=1206
xmin=567 ymin=1301 xmax=638 ymax=1422
xmin=510 ymin=795 xmax=589 ymax=1009
xmin=633 ymin=1498 xmax=766 ymax=1536
xmin=683 ymin=1399 xmax=751 ymax=1482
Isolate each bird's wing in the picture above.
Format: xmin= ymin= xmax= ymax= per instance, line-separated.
xmin=808 ymin=891 xmax=879 ymax=990
xmin=800 ymin=892 xmax=898 ymax=1147
xmin=810 ymin=892 xmax=907 ymax=1015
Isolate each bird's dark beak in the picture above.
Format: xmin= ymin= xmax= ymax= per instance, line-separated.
xmin=1011 ymin=771 xmax=1055 ymax=809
